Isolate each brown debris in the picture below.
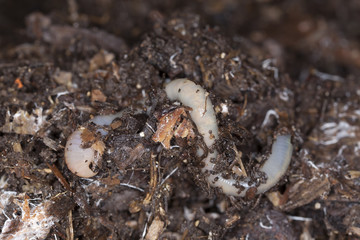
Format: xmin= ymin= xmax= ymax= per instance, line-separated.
xmin=143 ymin=153 xmax=158 ymax=207
xmin=110 ymin=119 xmax=122 ymax=129
xmin=66 ymin=210 xmax=74 ymax=240
xmin=46 ymin=163 xmax=73 ymax=192
xmin=129 ymin=153 xmax=158 ymax=214
xmin=89 ymin=50 xmax=115 ymax=71
xmin=52 ymin=70 xmax=73 ymax=89
xmin=224 ymin=214 xmax=241 ymax=228
xmin=266 ymin=191 xmax=285 ymax=207
xmin=152 ymin=107 xmax=195 ymax=149
xmin=145 ymin=216 xmax=165 ymax=240
xmin=91 ymin=89 xmax=107 ymax=103
xmin=116 ymin=143 xmax=146 ymax=170
xmin=280 ymin=175 xmax=331 ymax=211
xmin=229 ymin=146 xmax=247 ymax=177
xmin=79 ymin=127 xmax=106 ymax=155
xmin=91 ymin=140 xmax=106 ymax=156
xmin=80 ymin=128 xmax=96 ymax=144
xmin=345 ymin=170 xmax=360 ymax=180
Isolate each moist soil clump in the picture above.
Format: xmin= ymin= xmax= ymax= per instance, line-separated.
xmin=0 ymin=1 xmax=359 ymax=239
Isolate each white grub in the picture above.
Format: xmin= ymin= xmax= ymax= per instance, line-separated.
xmin=65 ymin=127 xmax=104 ymax=178
xmin=1 ymin=108 xmax=47 ymax=135
xmin=0 ymin=198 xmax=58 ymax=240
xmin=65 ymin=112 xmax=124 ymax=177
xmin=165 ymin=79 xmax=293 ymax=197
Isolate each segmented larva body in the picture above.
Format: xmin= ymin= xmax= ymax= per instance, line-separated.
xmin=65 ymin=112 xmax=123 ymax=178
xmin=65 ymin=127 xmax=101 ymax=178
xmin=165 ymin=79 xmax=293 ymax=197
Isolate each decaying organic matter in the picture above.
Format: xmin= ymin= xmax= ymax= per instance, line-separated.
xmin=152 ymin=107 xmax=195 ymax=149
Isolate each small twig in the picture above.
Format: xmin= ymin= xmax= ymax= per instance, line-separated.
xmin=181 ymin=229 xmax=189 ymax=240
xmin=239 ymin=93 xmax=247 ymax=118
xmin=232 ymin=146 xmax=247 ymax=177
xmin=46 ymin=163 xmax=74 ymax=192
xmin=143 ymin=153 xmax=158 ymax=206
xmin=68 ymin=210 xmax=74 ymax=240
xmin=202 ymin=92 xmax=209 ymax=117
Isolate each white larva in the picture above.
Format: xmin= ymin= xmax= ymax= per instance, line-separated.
xmin=65 ymin=113 xmax=123 ymax=178
xmin=165 ymin=79 xmax=293 ymax=197
xmin=65 ymin=127 xmax=101 ymax=178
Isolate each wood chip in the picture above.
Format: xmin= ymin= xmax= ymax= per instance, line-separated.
xmin=91 ymin=89 xmax=107 ymax=102
xmin=145 ymin=216 xmax=165 ymax=240
xmin=152 ymin=108 xmax=195 ymax=149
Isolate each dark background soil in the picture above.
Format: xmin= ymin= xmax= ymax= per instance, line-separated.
xmin=0 ymin=0 xmax=359 ymax=239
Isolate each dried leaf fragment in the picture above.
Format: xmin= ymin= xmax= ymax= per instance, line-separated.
xmin=91 ymin=89 xmax=107 ymax=102
xmin=152 ymin=108 xmax=195 ymax=149
xmin=174 ymin=118 xmax=195 ymax=139
xmin=145 ymin=216 xmax=165 ymax=240
xmin=280 ymin=175 xmax=331 ymax=211
xmin=53 ymin=69 xmax=73 ymax=89
xmin=89 ymin=50 xmax=115 ymax=71
xmin=91 ymin=140 xmax=106 ymax=156
xmin=80 ymin=127 xmax=96 ymax=144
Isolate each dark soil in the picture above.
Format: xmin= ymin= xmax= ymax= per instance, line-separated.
xmin=0 ymin=1 xmax=359 ymax=239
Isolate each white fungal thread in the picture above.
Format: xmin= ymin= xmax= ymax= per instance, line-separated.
xmin=261 ymin=109 xmax=279 ymax=128
xmin=165 ymin=79 xmax=293 ymax=197
xmin=262 ymin=58 xmax=279 ymax=80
